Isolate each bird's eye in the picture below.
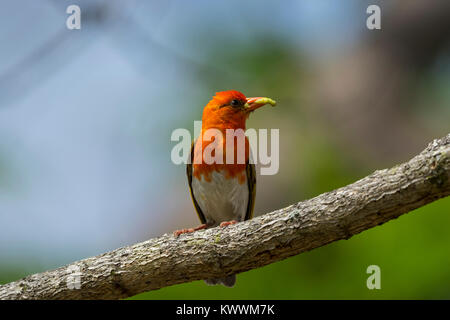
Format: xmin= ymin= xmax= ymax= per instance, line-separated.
xmin=230 ymin=99 xmax=241 ymax=107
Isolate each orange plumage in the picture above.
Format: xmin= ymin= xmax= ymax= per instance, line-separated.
xmin=193 ymin=90 xmax=250 ymax=184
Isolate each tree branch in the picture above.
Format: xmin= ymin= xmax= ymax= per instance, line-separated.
xmin=1 ymin=134 xmax=449 ymax=300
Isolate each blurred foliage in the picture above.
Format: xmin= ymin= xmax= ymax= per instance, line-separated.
xmin=1 ymin=1 xmax=449 ymax=300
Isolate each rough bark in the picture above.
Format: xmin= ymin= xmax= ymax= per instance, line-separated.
xmin=1 ymin=134 xmax=449 ymax=300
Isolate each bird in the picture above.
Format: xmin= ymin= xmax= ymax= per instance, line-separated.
xmin=174 ymin=90 xmax=276 ymax=287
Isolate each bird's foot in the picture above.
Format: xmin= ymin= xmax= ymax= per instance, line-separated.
xmin=219 ymin=220 xmax=238 ymax=228
xmin=173 ymin=224 xmax=207 ymax=237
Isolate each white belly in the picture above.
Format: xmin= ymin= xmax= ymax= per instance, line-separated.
xmin=192 ymin=170 xmax=249 ymax=227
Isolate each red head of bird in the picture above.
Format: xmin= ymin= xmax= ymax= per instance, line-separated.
xmin=193 ymin=90 xmax=276 ymax=183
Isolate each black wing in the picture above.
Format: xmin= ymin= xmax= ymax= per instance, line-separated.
xmin=245 ymin=161 xmax=256 ymax=221
xmin=186 ymin=141 xmax=207 ymax=224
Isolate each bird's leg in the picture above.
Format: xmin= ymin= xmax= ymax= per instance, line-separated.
xmin=173 ymin=224 xmax=207 ymax=237
xmin=219 ymin=220 xmax=238 ymax=228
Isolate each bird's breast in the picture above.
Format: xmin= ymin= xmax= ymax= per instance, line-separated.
xmin=192 ymin=132 xmax=249 ymax=184
xmin=192 ymin=169 xmax=249 ymax=226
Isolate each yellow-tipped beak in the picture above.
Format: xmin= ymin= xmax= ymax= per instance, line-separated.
xmin=244 ymin=97 xmax=277 ymax=112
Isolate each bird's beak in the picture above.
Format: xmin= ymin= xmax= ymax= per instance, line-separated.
xmin=244 ymin=97 xmax=277 ymax=112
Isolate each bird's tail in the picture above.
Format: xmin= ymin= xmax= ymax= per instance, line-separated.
xmin=204 ymin=274 xmax=236 ymax=287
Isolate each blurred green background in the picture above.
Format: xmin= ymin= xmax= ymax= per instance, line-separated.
xmin=0 ymin=0 xmax=449 ymax=299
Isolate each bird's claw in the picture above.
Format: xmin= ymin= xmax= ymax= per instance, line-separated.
xmin=173 ymin=224 xmax=207 ymax=237
xmin=219 ymin=220 xmax=238 ymax=228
